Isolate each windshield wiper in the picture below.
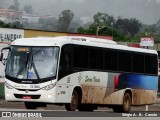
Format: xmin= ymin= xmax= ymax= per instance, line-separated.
xmin=16 ymin=53 xmax=29 ymax=78
xmin=29 ymin=53 xmax=40 ymax=80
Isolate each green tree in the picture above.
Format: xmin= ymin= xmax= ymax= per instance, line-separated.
xmin=39 ymin=17 xmax=57 ymax=31
xmin=57 ymin=10 xmax=74 ymax=32
xmin=8 ymin=5 xmax=17 ymax=10
xmin=77 ymin=12 xmax=117 ymax=39
xmin=0 ymin=20 xmax=23 ymax=29
xmin=8 ymin=0 xmax=19 ymax=11
xmin=23 ymin=5 xmax=33 ymax=14
xmin=77 ymin=12 xmax=140 ymax=42
xmin=115 ymin=17 xmax=142 ymax=37
xmin=93 ymin=12 xmax=115 ymax=27
xmin=77 ymin=12 xmax=115 ymax=35
xmin=11 ymin=21 xmax=24 ymax=29
xmin=0 ymin=20 xmax=10 ymax=28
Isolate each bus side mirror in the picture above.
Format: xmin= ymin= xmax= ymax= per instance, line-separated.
xmin=0 ymin=53 xmax=3 ymax=61
xmin=0 ymin=52 xmax=6 ymax=65
xmin=0 ymin=47 xmax=10 ymax=65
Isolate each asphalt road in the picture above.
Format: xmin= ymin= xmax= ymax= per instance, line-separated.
xmin=0 ymin=98 xmax=160 ymax=119
xmin=0 ymin=98 xmax=160 ymax=112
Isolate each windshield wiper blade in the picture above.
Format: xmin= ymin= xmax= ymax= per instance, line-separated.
xmin=29 ymin=53 xmax=40 ymax=80
xmin=16 ymin=53 xmax=29 ymax=78
xmin=16 ymin=64 xmax=25 ymax=78
xmin=32 ymin=62 xmax=40 ymax=79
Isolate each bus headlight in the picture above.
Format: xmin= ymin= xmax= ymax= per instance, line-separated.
xmin=5 ymin=82 xmax=14 ymax=89
xmin=42 ymin=83 xmax=56 ymax=91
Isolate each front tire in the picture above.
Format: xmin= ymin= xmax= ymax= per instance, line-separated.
xmin=65 ymin=90 xmax=79 ymax=111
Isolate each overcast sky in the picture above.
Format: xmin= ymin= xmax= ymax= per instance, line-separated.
xmin=1 ymin=0 xmax=160 ymax=25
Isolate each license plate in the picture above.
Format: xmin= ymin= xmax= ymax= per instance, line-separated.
xmin=23 ymin=96 xmax=31 ymax=99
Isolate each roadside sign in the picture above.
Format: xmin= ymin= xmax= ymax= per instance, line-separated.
xmin=0 ymin=28 xmax=24 ymax=42
xmin=140 ymin=37 xmax=154 ymax=46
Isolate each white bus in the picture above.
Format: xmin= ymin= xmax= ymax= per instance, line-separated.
xmin=0 ymin=36 xmax=158 ymax=112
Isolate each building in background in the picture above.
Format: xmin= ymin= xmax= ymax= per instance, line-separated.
xmin=0 ymin=8 xmax=22 ymax=23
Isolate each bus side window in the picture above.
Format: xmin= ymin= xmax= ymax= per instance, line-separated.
xmin=59 ymin=49 xmax=70 ymax=71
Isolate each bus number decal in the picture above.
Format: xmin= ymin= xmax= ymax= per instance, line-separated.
xmin=60 ymin=91 xmax=66 ymax=94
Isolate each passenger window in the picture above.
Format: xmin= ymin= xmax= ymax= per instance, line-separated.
xmin=59 ymin=49 xmax=70 ymax=71
xmin=73 ymin=46 xmax=88 ymax=68
xmin=118 ymin=52 xmax=131 ymax=72
xmin=132 ymin=53 xmax=144 ymax=73
xmin=105 ymin=50 xmax=118 ymax=71
xmin=145 ymin=55 xmax=157 ymax=75
xmin=89 ymin=48 xmax=103 ymax=69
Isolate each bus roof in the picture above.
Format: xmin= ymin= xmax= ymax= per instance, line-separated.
xmin=11 ymin=36 xmax=157 ymax=55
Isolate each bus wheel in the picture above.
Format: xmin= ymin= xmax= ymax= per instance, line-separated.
xmin=122 ymin=92 xmax=131 ymax=113
xmin=65 ymin=90 xmax=79 ymax=111
xmin=113 ymin=92 xmax=131 ymax=113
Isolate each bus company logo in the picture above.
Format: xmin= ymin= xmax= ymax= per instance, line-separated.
xmin=25 ymin=90 xmax=29 ymax=93
xmin=2 ymin=112 xmax=11 ymax=117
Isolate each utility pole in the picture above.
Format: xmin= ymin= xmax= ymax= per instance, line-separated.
xmin=111 ymin=22 xmax=113 ymax=40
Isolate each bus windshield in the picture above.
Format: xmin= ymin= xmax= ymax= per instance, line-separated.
xmin=6 ymin=46 xmax=59 ymax=83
